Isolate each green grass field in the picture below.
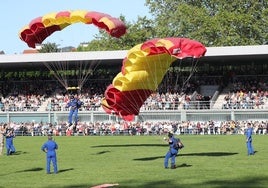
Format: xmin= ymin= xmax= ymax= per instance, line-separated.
xmin=0 ymin=134 xmax=267 ymax=188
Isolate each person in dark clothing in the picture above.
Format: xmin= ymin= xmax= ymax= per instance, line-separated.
xmin=246 ymin=123 xmax=254 ymax=156
xmin=4 ymin=125 xmax=16 ymax=155
xmin=164 ymin=131 xmax=184 ymax=169
xmin=66 ymin=94 xmax=83 ymax=132
xmin=41 ymin=135 xmax=58 ymax=174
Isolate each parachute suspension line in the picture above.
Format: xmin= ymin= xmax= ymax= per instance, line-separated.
xmin=119 ymin=53 xmax=149 ymax=116
xmin=153 ymin=54 xmax=171 ymax=94
xmin=137 ymin=52 xmax=169 ymax=113
xmin=179 ymin=58 xmax=199 ymax=94
xmin=174 ymin=68 xmax=180 ymax=92
xmin=43 ymin=61 xmax=69 ymax=89
xmin=77 ymin=60 xmax=86 ymax=90
xmin=77 ymin=60 xmax=89 ymax=90
xmin=137 ymin=54 xmax=156 ymax=111
xmin=55 ymin=60 xmax=69 ymax=89
xmin=77 ymin=60 xmax=101 ymax=90
xmin=58 ymin=60 xmax=69 ymax=88
xmin=152 ymin=55 xmax=160 ymax=93
xmin=173 ymin=58 xmax=184 ymax=93
xmin=132 ymin=54 xmax=150 ymax=111
xmin=163 ymin=56 xmax=175 ymax=93
xmin=75 ymin=61 xmax=88 ymax=89
xmin=42 ymin=59 xmax=102 ymax=93
xmin=145 ymin=53 xmax=161 ymax=109
xmin=137 ymin=52 xmax=173 ymax=112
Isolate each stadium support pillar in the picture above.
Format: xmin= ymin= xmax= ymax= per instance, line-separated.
xmin=91 ymin=112 xmax=94 ymax=122
xmin=48 ymin=111 xmax=51 ymax=124
xmin=181 ymin=110 xmax=187 ymax=121
xmin=231 ymin=110 xmax=235 ymax=121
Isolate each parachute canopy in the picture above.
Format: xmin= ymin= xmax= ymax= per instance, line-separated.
xmin=19 ymin=10 xmax=127 ymax=48
xmin=18 ymin=10 xmax=127 ymax=91
xmin=101 ymin=37 xmax=207 ymax=121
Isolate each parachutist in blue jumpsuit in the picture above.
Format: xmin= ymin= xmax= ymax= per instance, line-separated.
xmin=4 ymin=126 xmax=16 ymax=155
xmin=164 ymin=131 xmax=183 ymax=169
xmin=66 ymin=94 xmax=83 ymax=132
xmin=246 ymin=123 xmax=254 ymax=155
xmin=41 ymin=135 xmax=58 ymax=174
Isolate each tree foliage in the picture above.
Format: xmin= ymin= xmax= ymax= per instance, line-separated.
xmin=76 ymin=1 xmax=268 ymax=51
xmin=38 ymin=42 xmax=60 ymax=53
xmin=145 ymin=0 xmax=268 ymax=46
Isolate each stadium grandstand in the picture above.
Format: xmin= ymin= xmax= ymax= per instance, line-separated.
xmin=0 ymin=45 xmax=267 ymax=136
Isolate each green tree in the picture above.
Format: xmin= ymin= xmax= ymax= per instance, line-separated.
xmin=38 ymin=42 xmax=60 ymax=53
xmin=145 ymin=0 xmax=268 ymax=46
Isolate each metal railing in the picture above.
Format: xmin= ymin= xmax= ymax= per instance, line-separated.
xmin=0 ymin=108 xmax=267 ymax=123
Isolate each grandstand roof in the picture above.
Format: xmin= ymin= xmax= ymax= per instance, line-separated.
xmin=0 ymin=45 xmax=267 ymax=70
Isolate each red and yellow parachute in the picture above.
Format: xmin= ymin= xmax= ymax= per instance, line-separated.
xmin=101 ymin=37 xmax=207 ymax=121
xmin=19 ymin=10 xmax=127 ymax=48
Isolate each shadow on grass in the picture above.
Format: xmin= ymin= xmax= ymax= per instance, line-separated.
xmin=58 ymin=168 xmax=74 ymax=173
xmin=0 ymin=167 xmax=43 ymax=176
xmin=95 ymin=150 xmax=111 ymax=155
xmin=13 ymin=167 xmax=74 ymax=174
xmin=15 ymin=167 xmax=43 ymax=173
xmin=91 ymin=145 xmax=237 ymax=156
xmin=92 ymin=144 xmax=166 ymax=148
xmin=181 ymin=152 xmax=238 ymax=156
xmin=133 ymin=151 xmax=238 ymax=161
xmin=176 ymin=163 xmax=192 ymax=168
xmin=9 ymin=151 xmax=28 ymax=155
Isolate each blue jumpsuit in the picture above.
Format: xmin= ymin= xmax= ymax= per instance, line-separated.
xmin=41 ymin=137 xmax=58 ymax=174
xmin=164 ymin=136 xmax=180 ymax=168
xmin=66 ymin=98 xmax=83 ymax=126
xmin=246 ymin=126 xmax=254 ymax=155
xmin=5 ymin=129 xmax=16 ymax=155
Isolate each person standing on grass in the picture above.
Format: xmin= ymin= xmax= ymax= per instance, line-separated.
xmin=4 ymin=124 xmax=16 ymax=155
xmin=164 ymin=131 xmax=184 ymax=169
xmin=41 ymin=135 xmax=58 ymax=174
xmin=246 ymin=122 xmax=254 ymax=156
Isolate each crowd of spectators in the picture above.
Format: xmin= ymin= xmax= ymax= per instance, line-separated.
xmin=2 ymin=119 xmax=267 ymax=137
xmin=0 ymin=72 xmax=268 ymax=138
xmin=222 ymin=78 xmax=268 ymax=109
xmin=0 ymin=76 xmax=268 ymax=112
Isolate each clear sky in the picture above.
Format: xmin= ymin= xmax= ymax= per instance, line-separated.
xmin=0 ymin=0 xmax=150 ymax=54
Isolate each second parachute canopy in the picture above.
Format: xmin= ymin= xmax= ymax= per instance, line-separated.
xmin=102 ymin=37 xmax=207 ymax=121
